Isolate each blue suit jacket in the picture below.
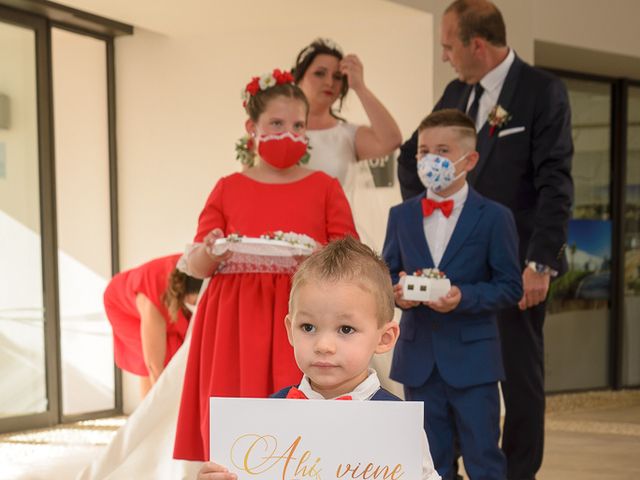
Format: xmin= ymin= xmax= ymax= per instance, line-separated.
xmin=383 ymin=187 xmax=523 ymax=389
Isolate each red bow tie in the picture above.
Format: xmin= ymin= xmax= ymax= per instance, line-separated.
xmin=286 ymin=386 xmax=352 ymax=400
xmin=422 ymin=197 xmax=454 ymax=218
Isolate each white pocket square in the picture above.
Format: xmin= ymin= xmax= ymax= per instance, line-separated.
xmin=498 ymin=126 xmax=525 ymax=138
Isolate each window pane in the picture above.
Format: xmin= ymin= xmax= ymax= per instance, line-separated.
xmin=622 ymin=85 xmax=640 ymax=386
xmin=0 ymin=20 xmax=47 ymax=417
xmin=545 ymin=78 xmax=611 ymax=392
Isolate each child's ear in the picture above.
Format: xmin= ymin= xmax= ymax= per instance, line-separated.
xmin=245 ymin=118 xmax=256 ymax=136
xmin=465 ymin=151 xmax=480 ymax=172
xmin=375 ymin=321 xmax=399 ymax=354
xmin=284 ymin=314 xmax=294 ymax=346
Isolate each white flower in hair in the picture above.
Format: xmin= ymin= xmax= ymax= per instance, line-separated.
xmin=259 ymin=72 xmax=276 ymax=90
xmin=318 ymin=37 xmax=342 ymax=54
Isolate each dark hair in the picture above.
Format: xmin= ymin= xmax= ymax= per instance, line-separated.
xmin=289 ymin=236 xmax=394 ymax=326
xmin=292 ymin=38 xmax=349 ymax=115
xmin=163 ymin=268 xmax=203 ymax=322
xmin=445 ymin=0 xmax=506 ymax=47
xmin=245 ymin=82 xmax=309 ymax=122
xmin=418 ymin=109 xmax=477 ymax=147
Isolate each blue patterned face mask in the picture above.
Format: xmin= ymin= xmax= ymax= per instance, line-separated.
xmin=417 ymin=152 xmax=469 ymax=193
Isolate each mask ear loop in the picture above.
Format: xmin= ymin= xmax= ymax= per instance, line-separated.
xmin=450 ymin=152 xmax=471 ymax=184
xmin=453 ymin=151 xmax=469 ymax=165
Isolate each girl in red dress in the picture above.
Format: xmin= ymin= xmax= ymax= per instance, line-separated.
xmin=104 ymin=254 xmax=203 ymax=398
xmin=173 ymin=69 xmax=358 ymax=461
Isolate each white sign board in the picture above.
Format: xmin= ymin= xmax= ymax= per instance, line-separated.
xmin=211 ymin=397 xmax=424 ymax=480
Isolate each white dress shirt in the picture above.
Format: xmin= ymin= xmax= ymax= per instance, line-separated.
xmin=466 ymin=48 xmax=515 ymax=131
xmin=297 ymin=369 xmax=441 ymax=480
xmin=423 ymin=182 xmax=469 ymax=267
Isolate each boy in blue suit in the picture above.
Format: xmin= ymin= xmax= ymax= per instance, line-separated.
xmin=383 ymin=109 xmax=522 ymax=480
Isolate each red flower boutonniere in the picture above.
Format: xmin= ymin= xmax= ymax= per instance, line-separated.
xmin=487 ymin=104 xmax=511 ymax=136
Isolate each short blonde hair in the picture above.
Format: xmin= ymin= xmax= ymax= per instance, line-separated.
xmin=418 ymin=109 xmax=477 ymax=150
xmin=289 ymin=236 xmax=394 ymax=326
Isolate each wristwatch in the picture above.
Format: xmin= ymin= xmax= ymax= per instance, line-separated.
xmin=526 ymin=261 xmax=558 ymax=277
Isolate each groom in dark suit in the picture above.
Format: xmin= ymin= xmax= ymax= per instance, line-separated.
xmin=397 ymin=1 xmax=573 ymax=479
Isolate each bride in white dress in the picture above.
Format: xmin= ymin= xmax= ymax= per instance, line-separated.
xmin=78 ymin=38 xmax=402 ymax=480
xmin=293 ymin=37 xmax=404 ymax=400
xmin=294 ymin=38 xmax=402 ymax=253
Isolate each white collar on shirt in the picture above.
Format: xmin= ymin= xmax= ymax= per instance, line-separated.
xmin=426 ymin=181 xmax=469 ymax=210
xmin=479 ymin=48 xmax=514 ymax=95
xmin=297 ymin=368 xmax=381 ymax=400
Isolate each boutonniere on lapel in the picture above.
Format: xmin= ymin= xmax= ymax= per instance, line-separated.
xmin=487 ymin=104 xmax=511 ymax=137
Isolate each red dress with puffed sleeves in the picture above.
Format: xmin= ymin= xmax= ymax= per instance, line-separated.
xmin=173 ymin=172 xmax=358 ymax=461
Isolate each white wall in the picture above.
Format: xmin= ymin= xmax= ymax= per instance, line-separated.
xmin=57 ymin=0 xmax=433 ymax=270
xmin=532 ymin=0 xmax=640 ymax=59
xmin=58 ymin=0 xmax=433 ymax=411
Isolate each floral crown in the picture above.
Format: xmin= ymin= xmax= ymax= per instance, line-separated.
xmin=241 ymin=68 xmax=294 ymax=109
xmin=297 ymin=37 xmax=343 ymax=65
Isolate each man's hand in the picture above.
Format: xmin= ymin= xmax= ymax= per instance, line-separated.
xmin=518 ymin=268 xmax=550 ymax=310
xmin=393 ymin=272 xmax=420 ymax=309
xmin=425 ymin=286 xmax=462 ymax=313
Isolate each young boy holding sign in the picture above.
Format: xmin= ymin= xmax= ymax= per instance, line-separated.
xmin=198 ymin=236 xmax=440 ymax=480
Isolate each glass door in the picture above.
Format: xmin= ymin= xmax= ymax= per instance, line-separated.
xmin=0 ymin=5 xmax=121 ymax=432
xmin=0 ymin=9 xmax=58 ymax=429
xmin=51 ymin=26 xmax=116 ymax=419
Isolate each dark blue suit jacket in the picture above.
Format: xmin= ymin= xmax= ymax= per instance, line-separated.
xmin=383 ymin=188 xmax=523 ymax=389
xmin=397 ymin=55 xmax=573 ymax=274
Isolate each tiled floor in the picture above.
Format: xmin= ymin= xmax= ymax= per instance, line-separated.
xmin=0 ymin=418 xmax=125 ymax=480
xmin=540 ymin=390 xmax=640 ymax=479
xmin=1 ymin=391 xmax=639 ymax=479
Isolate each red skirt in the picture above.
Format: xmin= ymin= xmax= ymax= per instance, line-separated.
xmin=173 ymin=272 xmax=301 ymax=461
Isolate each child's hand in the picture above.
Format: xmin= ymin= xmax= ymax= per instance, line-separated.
xmin=197 ymin=461 xmax=237 ymax=480
xmin=204 ymin=229 xmax=233 ymax=264
xmin=394 ymin=272 xmax=420 ymax=309
xmin=425 ymin=286 xmax=461 ymax=313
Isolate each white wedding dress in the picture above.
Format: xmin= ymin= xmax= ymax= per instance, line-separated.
xmin=306 ymin=121 xmax=392 ymax=253
xmin=78 ymin=123 xmax=401 ymax=480
xmin=76 ymin=282 xmax=209 ymax=480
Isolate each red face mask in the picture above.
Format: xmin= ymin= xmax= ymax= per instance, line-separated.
xmin=257 ymin=132 xmax=308 ymax=169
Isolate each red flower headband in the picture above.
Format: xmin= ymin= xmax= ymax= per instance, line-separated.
xmin=242 ymin=69 xmax=295 ymax=108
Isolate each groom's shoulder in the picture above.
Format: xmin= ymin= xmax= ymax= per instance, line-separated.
xmin=442 ymin=78 xmax=468 ymax=98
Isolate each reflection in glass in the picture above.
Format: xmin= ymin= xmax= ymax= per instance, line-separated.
xmin=545 ymin=78 xmax=611 ymax=392
xmin=0 ymin=22 xmax=47 ymax=417
xmin=622 ymin=86 xmax=640 ymax=386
